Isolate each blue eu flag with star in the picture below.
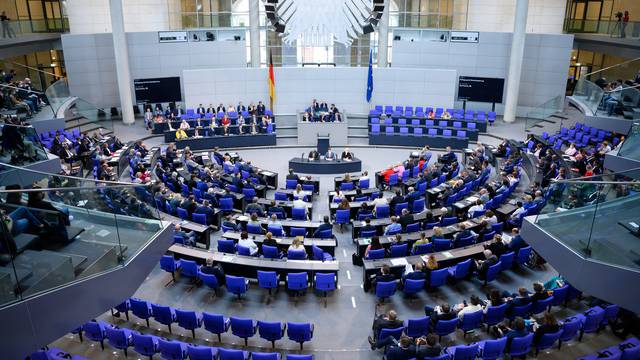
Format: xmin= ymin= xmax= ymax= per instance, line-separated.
xmin=366 ymin=49 xmax=373 ymax=103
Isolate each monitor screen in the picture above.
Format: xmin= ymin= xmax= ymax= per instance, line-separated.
xmin=134 ymin=77 xmax=182 ymax=104
xmin=457 ymin=76 xmax=505 ymax=103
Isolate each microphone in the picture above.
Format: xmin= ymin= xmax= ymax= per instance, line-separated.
xmin=302 ymin=152 xmax=305 ymax=161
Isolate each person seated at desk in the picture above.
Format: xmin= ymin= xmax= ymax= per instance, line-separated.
xmin=507 ymin=228 xmax=527 ymax=252
xmin=246 ymin=197 xmax=265 ymax=217
xmin=372 ymin=264 xmax=396 ymax=290
xmin=286 ymin=168 xmax=299 ymax=181
xmin=179 ymin=119 xmax=190 ymax=131
xmin=427 ymin=304 xmax=457 ymax=329
xmin=485 ymin=233 xmax=508 ymax=257
xmin=398 ymin=208 xmax=414 ymax=232
xmin=416 ymin=334 xmax=442 ymax=359
xmin=357 ymin=202 xmax=373 ymax=219
xmin=174 ymin=224 xmax=196 ymax=246
xmin=427 ymin=110 xmax=435 ymax=119
xmin=292 ymin=197 xmax=309 ymax=219
xmin=267 ymin=214 xmax=283 ymax=231
xmin=237 ymin=115 xmax=245 ymax=134
xmin=439 ymin=146 xmax=456 ymax=164
xmin=262 ymin=231 xmax=278 ymax=247
xmin=195 ymin=199 xmax=215 ymax=224
xmin=268 ymin=200 xmax=285 ymax=218
xmin=441 ymin=110 xmax=452 ymax=119
xmin=313 ymin=215 xmax=333 ymax=237
xmin=370 ymin=309 xmax=403 ymax=344
xmin=220 ymin=115 xmax=231 ymax=136
xmin=330 ymin=104 xmax=342 ymax=122
xmin=404 ymin=186 xmax=421 ymax=208
xmin=453 ymin=223 xmax=476 ymax=246
xmin=325 ymin=147 xmax=337 ymax=161
xmin=180 ymin=194 xmax=198 ymax=216
xmin=384 ymin=216 xmax=402 ymax=235
xmin=341 ymin=147 xmax=353 ymax=160
xmin=308 ymin=149 xmax=320 ymax=161
xmin=261 ymin=115 xmax=272 ymax=133
xmin=222 ymin=215 xmax=239 ymax=231
xmin=360 ymin=218 xmax=376 ymax=236
xmin=175 ymin=128 xmax=188 ymax=140
xmin=337 ymin=198 xmax=350 ymax=212
xmin=467 ymin=199 xmax=485 ymax=218
xmin=256 ymin=101 xmax=266 ymax=115
xmin=302 ymin=112 xmax=311 ymax=122
xmin=412 ymin=232 xmax=429 ymax=251
xmin=288 ymin=236 xmax=305 ymax=253
xmin=200 ymin=257 xmax=226 ymax=286
xmin=475 ymin=250 xmax=499 ymax=281
xmin=402 ymin=262 xmax=426 ymax=285
xmin=238 ymin=231 xmax=259 ymax=256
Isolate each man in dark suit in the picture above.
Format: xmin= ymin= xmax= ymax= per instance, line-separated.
xmin=256 ymin=101 xmax=266 ymax=115
xmin=372 ymin=264 xmax=396 ymax=289
xmin=246 ymin=197 xmax=265 ymax=217
xmin=232 ymin=172 xmax=244 ymax=190
xmin=475 ymin=250 xmax=499 ymax=280
xmin=429 ymin=304 xmax=457 ymax=328
xmin=199 ymin=257 xmax=226 ymax=285
xmin=180 ymin=195 xmax=198 ymax=215
xmin=439 ymin=146 xmax=456 ymax=164
xmin=237 ymin=102 xmax=246 ymax=112
xmin=268 ymin=200 xmax=285 ymax=217
xmin=398 ymin=208 xmax=414 ymax=231
xmin=196 ymin=104 xmax=206 ymax=116
xmin=389 ymin=190 xmax=405 ymax=212
xmin=325 ymin=147 xmax=336 ymax=160
xmin=372 ymin=336 xmax=416 ymax=360
xmin=341 ymin=148 xmax=353 ymax=160
xmin=216 ymin=104 xmax=226 ymax=113
xmin=308 ymin=150 xmax=319 ymax=160
xmin=195 ymin=200 xmax=214 ymax=223
xmin=222 ymin=215 xmax=239 ymax=231
xmin=370 ymin=309 xmax=403 ymax=341
xmin=360 ymin=217 xmax=376 ymax=234
xmin=416 ymin=334 xmax=442 ymax=359
xmin=286 ymin=169 xmax=299 ymax=181
xmin=404 ymin=187 xmax=421 ymax=207
xmin=453 ymin=223 xmax=474 ymax=246
xmin=508 ymin=228 xmax=527 ymax=252
xmin=313 ymin=216 xmax=332 ymax=237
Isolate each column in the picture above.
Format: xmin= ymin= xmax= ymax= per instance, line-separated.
xmin=377 ymin=0 xmax=390 ymax=67
xmin=109 ymin=0 xmax=135 ymax=125
xmin=249 ymin=0 xmax=261 ymax=68
xmin=503 ymin=0 xmax=529 ymax=124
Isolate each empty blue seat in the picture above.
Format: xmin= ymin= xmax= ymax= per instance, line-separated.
xmin=478 ymin=337 xmax=507 ymax=360
xmin=218 ymin=239 xmax=236 ymax=254
xmin=403 ymin=279 xmax=425 ymax=297
xmin=151 ymin=303 xmax=177 ymax=334
xmin=509 ymin=333 xmax=534 ymax=358
xmin=376 ymin=280 xmax=398 ymax=302
xmin=434 ymin=318 xmax=458 ymax=341
xmin=83 ymin=321 xmax=109 ymax=350
xmin=132 ymin=333 xmax=159 ymax=358
xmin=446 ymin=343 xmax=479 ymax=359
xmin=257 ymin=321 xmax=285 ymax=348
xmin=226 ymin=275 xmax=250 ymax=299
xmin=257 ymin=270 xmax=279 ymax=295
xmin=389 ymin=243 xmax=408 ymax=257
xmin=130 ymin=298 xmax=153 ymax=327
xmin=535 ymin=329 xmax=563 ymax=355
xmin=202 ymin=312 xmax=230 ymax=342
xmin=187 ymin=344 xmax=217 ymax=360
xmin=287 ymin=272 xmax=308 ymax=294
xmin=459 ymin=310 xmax=483 ymax=337
xmin=429 ymin=268 xmax=448 ymax=288
xmin=175 ymin=309 xmax=202 ymax=338
xmin=252 ymin=353 xmax=280 ymax=360
xmin=366 ymin=248 xmax=386 ymax=260
xmin=287 ymin=322 xmax=314 ymax=350
xmin=230 ymin=317 xmax=257 ymax=345
xmin=447 ymin=258 xmax=472 ymax=280
xmin=105 ymin=327 xmax=134 ymax=357
xmin=160 ymin=255 xmax=182 ymax=284
xmin=404 ymin=316 xmax=429 ymax=338
xmin=158 ymin=338 xmax=188 ymax=360
xmin=288 ymin=248 xmax=307 ymax=260
xmin=218 ymin=348 xmax=250 ymax=360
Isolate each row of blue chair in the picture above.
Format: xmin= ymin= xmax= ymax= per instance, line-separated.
xmin=160 ymin=256 xmax=337 ymax=300
xmin=182 ymin=108 xmax=274 ymax=119
xmin=78 ymin=320 xmax=313 ymax=359
xmin=371 ymin=125 xmax=470 ymax=138
xmin=215 ymin=240 xmax=333 ymax=261
xmin=578 ymin=336 xmax=640 ymax=360
xmin=371 ymin=118 xmax=481 ymax=130
xmin=370 ymin=105 xmax=496 ymax=122
xmin=29 ymin=348 xmax=87 ymax=360
xmin=375 ymin=247 xmax=534 ymax=301
xmin=110 ymin=298 xmax=314 ymax=349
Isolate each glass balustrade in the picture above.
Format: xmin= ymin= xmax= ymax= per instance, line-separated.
xmin=0 ymin=164 xmax=164 ymax=308
xmin=0 ymin=123 xmax=49 ymax=167
xmin=0 ymin=19 xmax=67 ymax=39
xmin=524 ymin=95 xmax=565 ymax=136
xmin=572 ymin=78 xmax=605 ymax=115
xmin=565 ymin=19 xmax=640 ymax=39
xmin=532 ymin=168 xmax=640 ymax=271
xmin=617 ymin=123 xmax=640 ymax=161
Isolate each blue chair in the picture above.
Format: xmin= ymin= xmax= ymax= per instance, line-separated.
xmin=434 ymin=318 xmax=458 ymax=341
xmin=158 ymin=338 xmax=188 ymax=360
xmin=412 ymin=199 xmax=425 ymax=213
xmin=247 ymin=223 xmax=264 ymax=235
xmin=192 ymin=213 xmax=209 ymax=226
xmin=535 ymin=329 xmax=562 ymax=355
xmin=288 ymin=248 xmax=307 ymax=260
xmin=376 ymin=205 xmax=390 ymax=218
xmin=132 ymin=333 xmax=159 ymax=358
xmin=286 ymin=179 xmax=298 ymax=189
xmin=509 ymin=303 xmax=532 ymax=320
xmin=433 ymin=238 xmax=452 ymax=251
xmin=516 ymin=246 xmax=532 ymax=266
xmin=217 ymin=239 xmax=236 ymax=254
xmin=287 ymin=322 xmax=314 ymax=350
xmin=285 ymin=355 xmax=312 ymax=360
xmin=360 ymin=229 xmax=377 ymax=238
xmin=551 ymin=285 xmax=569 ymax=307
xmin=312 ymin=245 xmax=333 ymax=261
xmin=406 ymin=222 xmax=421 ymax=233
xmin=289 ymin=227 xmax=306 ymax=237
xmin=287 ymin=272 xmax=308 ymax=295
xmin=231 ymin=317 xmax=257 ymax=345
xmin=160 ymin=255 xmax=182 ymax=285
xmin=378 ymin=327 xmax=404 ymax=346
xmin=459 ymin=310 xmax=483 ymax=338
xmin=292 ymin=207 xmax=306 ymax=220
xmin=202 ymin=312 xmax=230 ymax=342
xmin=532 ymin=296 xmax=554 ymax=315
xmin=429 ymin=269 xmax=448 ymax=288
xmin=257 ymin=270 xmax=279 ymax=295
xmin=389 ymin=243 xmax=408 ymax=257
xmin=105 ymin=327 xmax=134 ymax=357
xmin=456 ymin=235 xmax=475 ymax=247
xmin=375 ymin=280 xmax=397 ymax=302
xmin=499 ymin=252 xmax=515 ymax=271
xmin=445 ymin=343 xmax=479 ymax=359
xmin=366 ymin=248 xmax=386 ymax=260
xmin=198 ymin=271 xmax=220 ymax=297
xmin=404 ymin=317 xmax=429 ymax=338
xmin=441 ymin=216 xmax=457 ymax=226
xmin=258 ymin=321 xmax=285 ymax=348
xmin=220 ymin=198 xmax=234 ymax=212
xmin=314 ymin=272 xmax=336 ymax=304
xmin=509 ymin=333 xmax=534 ymax=358
xmin=83 ymin=321 xmax=108 ymax=350
xmin=130 ymin=298 xmax=153 ymax=327
xmin=151 ymin=304 xmax=176 ymax=333
xmin=186 ymin=344 xmax=217 ymax=360
xmin=267 ymin=224 xmax=284 ymax=236
xmin=275 ymin=192 xmax=288 ymax=201
xmin=175 ymin=309 xmax=202 ymax=338
xmin=403 ymin=279 xmax=425 ymax=297
xmin=252 ymin=353 xmax=280 ymax=360
xmin=484 ymin=303 xmax=508 ymax=329
xmin=478 ymin=337 xmax=507 ymax=360
xmin=262 ymin=245 xmax=281 ymax=259
xmin=177 ymin=207 xmax=189 ymax=220
xmin=359 ymin=178 xmax=370 ymax=188
xmin=181 ymin=260 xmax=200 ymax=285
xmin=483 ymin=261 xmax=502 ymax=285
xmin=226 ymin=275 xmax=250 ymax=299
xmin=578 ymin=306 xmax=606 ymax=340
xmin=218 ymin=349 xmax=250 ymax=360
xmin=412 ymin=243 xmax=433 ymax=255
xmin=335 ymin=209 xmax=350 ymax=227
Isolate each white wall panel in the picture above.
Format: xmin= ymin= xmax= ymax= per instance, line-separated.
xmin=183 ymin=67 xmax=456 ymax=114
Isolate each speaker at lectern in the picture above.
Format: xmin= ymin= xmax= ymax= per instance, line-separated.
xmin=317 ymin=134 xmax=330 ymax=155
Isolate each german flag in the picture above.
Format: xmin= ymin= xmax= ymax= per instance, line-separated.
xmin=268 ymin=50 xmax=275 ymax=111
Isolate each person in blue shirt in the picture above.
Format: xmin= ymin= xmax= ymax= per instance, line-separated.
xmin=313 ymin=216 xmax=333 ymax=237
xmin=508 ymin=228 xmax=527 ymax=252
xmin=404 ymin=187 xmax=421 ymax=207
xmin=504 ymin=317 xmax=530 ymax=351
xmin=385 ymin=216 xmax=402 ymax=235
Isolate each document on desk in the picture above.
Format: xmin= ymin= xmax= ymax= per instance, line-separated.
xmin=390 ymin=258 xmax=408 ymax=266
xmin=467 ymin=196 xmax=479 ymax=203
xmin=222 ymin=255 xmax=234 ymax=262
xmin=441 ymin=251 xmax=454 ymax=259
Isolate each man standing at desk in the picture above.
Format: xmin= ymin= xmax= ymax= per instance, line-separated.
xmin=325 ymin=147 xmax=337 ymax=161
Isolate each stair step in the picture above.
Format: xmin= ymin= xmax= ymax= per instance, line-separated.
xmin=276 ymin=134 xmax=297 ymax=139
xmin=348 ymin=125 xmax=369 ymax=129
xmin=348 ymin=134 xmax=369 ymax=138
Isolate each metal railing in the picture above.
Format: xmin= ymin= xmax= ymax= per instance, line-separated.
xmin=565 ymin=19 xmax=640 ymax=38
xmin=0 ymin=18 xmax=67 ymax=39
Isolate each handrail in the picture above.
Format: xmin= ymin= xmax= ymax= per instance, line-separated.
xmin=0 ymin=161 xmax=147 ymax=188
xmin=0 ymin=83 xmax=45 ymax=94
xmin=584 ymin=56 xmax=640 ymax=77
xmin=606 ymin=83 xmax=640 ymax=93
xmin=552 ymin=166 xmax=640 ymax=184
xmin=0 ymin=59 xmax=64 ymax=79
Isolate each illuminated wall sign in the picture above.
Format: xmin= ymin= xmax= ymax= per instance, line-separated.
xmin=158 ymin=31 xmax=188 ymax=43
xmin=450 ymin=31 xmax=479 ymax=43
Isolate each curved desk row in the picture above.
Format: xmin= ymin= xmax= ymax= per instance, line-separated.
xmin=169 ymin=244 xmax=339 ymax=280
xmin=222 ymin=231 xmax=337 ymax=256
xmin=170 ymin=134 xmax=277 ymax=150
xmin=369 ymin=134 xmax=469 ymax=149
xmin=288 ymin=158 xmax=362 ymax=174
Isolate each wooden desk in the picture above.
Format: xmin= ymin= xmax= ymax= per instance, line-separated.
xmin=256 ymin=198 xmax=314 ymax=220
xmin=328 ymin=188 xmax=378 ymax=203
xmin=233 ymin=214 xmax=324 ymax=231
xmin=222 ymin=231 xmax=337 ymax=255
xmin=361 ymin=240 xmax=491 ymax=288
xmin=159 ymin=212 xmax=214 ymax=249
xmin=169 ymin=244 xmax=339 ymax=281
xmin=350 ymin=208 xmax=447 ymax=238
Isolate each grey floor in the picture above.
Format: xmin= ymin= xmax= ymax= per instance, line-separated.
xmin=47 ymin=116 xmax=628 ymax=359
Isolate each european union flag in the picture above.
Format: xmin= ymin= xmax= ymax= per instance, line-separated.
xmin=366 ymin=49 xmax=373 ymax=103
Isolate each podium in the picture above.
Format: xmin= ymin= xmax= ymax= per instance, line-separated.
xmin=317 ymin=134 xmax=330 ymax=155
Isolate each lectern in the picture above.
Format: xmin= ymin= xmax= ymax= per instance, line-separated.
xmin=317 ymin=134 xmax=330 ymax=155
